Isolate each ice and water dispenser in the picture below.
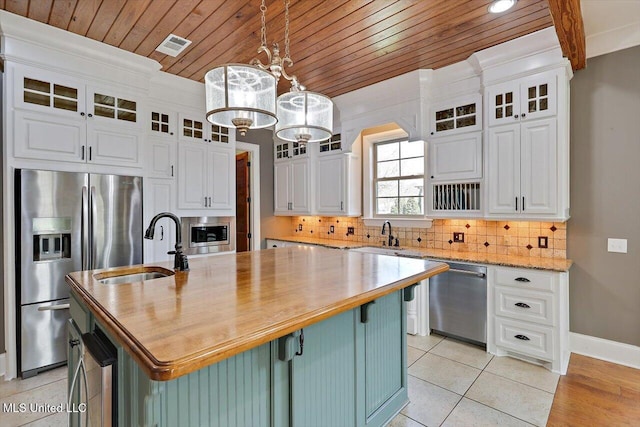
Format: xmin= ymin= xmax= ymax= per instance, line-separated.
xmin=32 ymin=217 xmax=72 ymax=262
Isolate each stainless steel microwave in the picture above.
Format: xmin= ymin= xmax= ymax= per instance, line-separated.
xmin=181 ymin=217 xmax=235 ymax=255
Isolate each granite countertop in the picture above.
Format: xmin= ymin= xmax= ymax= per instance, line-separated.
xmin=266 ymin=236 xmax=573 ymax=272
xmin=66 ymin=247 xmax=448 ymax=381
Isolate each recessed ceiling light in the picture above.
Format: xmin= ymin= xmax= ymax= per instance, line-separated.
xmin=488 ymin=0 xmax=517 ymax=14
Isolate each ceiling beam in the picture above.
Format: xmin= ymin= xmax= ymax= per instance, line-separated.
xmin=547 ymin=0 xmax=586 ymax=70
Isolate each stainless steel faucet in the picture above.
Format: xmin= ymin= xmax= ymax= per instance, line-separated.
xmin=144 ymin=212 xmax=189 ymax=271
xmin=381 ymin=221 xmax=393 ymax=247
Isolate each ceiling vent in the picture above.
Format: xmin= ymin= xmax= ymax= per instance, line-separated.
xmin=155 ymin=34 xmax=192 ymax=57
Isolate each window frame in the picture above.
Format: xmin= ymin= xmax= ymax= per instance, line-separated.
xmin=372 ymin=137 xmax=425 ymax=218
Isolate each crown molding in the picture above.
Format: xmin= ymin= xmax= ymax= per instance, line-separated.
xmin=0 ymin=10 xmax=161 ymax=82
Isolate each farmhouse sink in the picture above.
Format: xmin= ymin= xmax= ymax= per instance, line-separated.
xmin=94 ymin=266 xmax=175 ymax=285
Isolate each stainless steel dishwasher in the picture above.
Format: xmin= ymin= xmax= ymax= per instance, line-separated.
xmin=429 ymin=262 xmax=487 ymax=346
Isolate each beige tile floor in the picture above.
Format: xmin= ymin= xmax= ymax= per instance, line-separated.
xmin=393 ymin=334 xmax=560 ymax=427
xmin=0 ymin=368 xmax=68 ymax=427
xmin=0 ymin=335 xmax=559 ymax=427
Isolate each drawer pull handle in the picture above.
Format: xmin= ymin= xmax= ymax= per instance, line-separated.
xmin=514 ymin=277 xmax=530 ymax=283
xmin=515 ymin=302 xmax=530 ymax=309
xmin=514 ymin=334 xmax=530 ymax=341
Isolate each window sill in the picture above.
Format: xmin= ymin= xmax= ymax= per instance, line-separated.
xmin=362 ymin=218 xmax=433 ymax=228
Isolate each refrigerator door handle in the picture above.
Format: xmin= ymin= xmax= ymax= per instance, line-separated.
xmin=38 ymin=303 xmax=70 ymax=311
xmin=82 ymin=186 xmax=89 ymax=270
xmin=90 ymin=186 xmax=97 ymax=269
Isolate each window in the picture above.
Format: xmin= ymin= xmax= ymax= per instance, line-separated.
xmin=374 ymin=139 xmax=424 ymax=216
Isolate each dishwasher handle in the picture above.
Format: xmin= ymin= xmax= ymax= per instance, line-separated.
xmin=447 ymin=268 xmax=486 ymax=278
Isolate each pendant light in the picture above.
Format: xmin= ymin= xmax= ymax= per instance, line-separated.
xmin=270 ymin=0 xmax=332 ymax=144
xmin=205 ymin=0 xmax=333 ymax=142
xmin=205 ymin=64 xmax=277 ymax=136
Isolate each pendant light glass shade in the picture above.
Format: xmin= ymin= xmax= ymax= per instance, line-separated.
xmin=275 ymin=91 xmax=333 ymax=143
xmin=205 ymin=64 xmax=277 ymax=136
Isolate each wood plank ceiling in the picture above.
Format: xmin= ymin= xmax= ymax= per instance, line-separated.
xmin=1 ymin=0 xmax=560 ymax=98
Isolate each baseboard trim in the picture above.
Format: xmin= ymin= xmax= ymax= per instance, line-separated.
xmin=0 ymin=353 xmax=5 ymax=377
xmin=570 ymin=332 xmax=640 ymax=369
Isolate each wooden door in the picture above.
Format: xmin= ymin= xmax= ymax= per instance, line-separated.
xmin=236 ymin=151 xmax=250 ymax=252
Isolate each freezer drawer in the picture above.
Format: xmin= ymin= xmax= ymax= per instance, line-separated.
xmin=21 ymin=299 xmax=70 ymax=376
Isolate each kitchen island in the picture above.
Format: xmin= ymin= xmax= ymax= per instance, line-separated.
xmin=66 ymin=246 xmax=448 ymax=427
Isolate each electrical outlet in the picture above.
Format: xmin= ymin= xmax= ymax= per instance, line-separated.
xmin=607 ymin=238 xmax=627 ymax=253
xmin=298 ymin=224 xmax=302 ymax=231
xmin=330 ymin=225 xmax=335 ymax=233
xmin=538 ymin=236 xmax=548 ymax=249
xmin=453 ymin=232 xmax=464 ymax=243
xmin=347 ymin=227 xmax=355 ymax=235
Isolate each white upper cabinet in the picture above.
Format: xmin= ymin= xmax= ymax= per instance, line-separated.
xmin=274 ymin=157 xmax=312 ymax=215
xmin=429 ymin=94 xmax=482 ymax=137
xmin=429 ymin=132 xmax=482 ymax=181
xmin=149 ymin=109 xmax=176 ymax=139
xmin=485 ymin=65 xmax=568 ymax=220
xmin=177 ymin=121 xmax=235 ymax=213
xmin=146 ymin=106 xmax=177 ymax=179
xmin=13 ymin=65 xmax=143 ymax=168
xmin=487 ymin=118 xmax=557 ymax=216
xmin=315 ymin=134 xmax=361 ymax=216
xmin=488 ymin=70 xmax=557 ymax=127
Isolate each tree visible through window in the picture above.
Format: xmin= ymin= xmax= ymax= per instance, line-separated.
xmin=374 ymin=139 xmax=424 ymax=216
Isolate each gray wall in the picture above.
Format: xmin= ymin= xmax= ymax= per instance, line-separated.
xmin=568 ymin=45 xmax=640 ymax=346
xmin=236 ymin=129 xmax=290 ymax=248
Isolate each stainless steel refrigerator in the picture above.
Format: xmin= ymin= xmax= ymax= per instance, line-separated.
xmin=16 ymin=169 xmax=142 ymax=378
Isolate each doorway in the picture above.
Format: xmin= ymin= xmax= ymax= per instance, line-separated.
xmin=235 ymin=142 xmax=261 ymax=251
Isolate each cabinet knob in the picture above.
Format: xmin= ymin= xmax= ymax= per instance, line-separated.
xmin=88 ymin=113 xmax=93 ymax=118
xmin=80 ymin=112 xmax=85 ymax=116
xmin=430 ymin=131 xmax=434 ymax=135
xmin=431 ymin=176 xmax=434 ymax=179
xmin=514 ymin=114 xmax=519 ymax=119
xmin=521 ymin=113 xmax=526 ymax=118
xmin=514 ymin=334 xmax=530 ymax=341
xmin=170 ymin=132 xmax=174 ymax=135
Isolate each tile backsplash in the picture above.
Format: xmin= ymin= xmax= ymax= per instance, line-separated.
xmin=289 ymin=217 xmax=567 ymax=259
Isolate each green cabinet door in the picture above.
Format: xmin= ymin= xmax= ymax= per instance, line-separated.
xmin=360 ymin=291 xmax=408 ymax=426
xmin=290 ymin=309 xmax=358 ymax=427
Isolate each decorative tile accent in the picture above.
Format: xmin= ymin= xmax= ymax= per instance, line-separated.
xmin=284 ymin=217 xmax=568 ymax=261
xmin=526 ymin=244 xmax=533 ymax=250
xmin=550 ymin=225 xmax=557 ymax=232
xmin=465 ymin=223 xmax=471 ymax=229
xmin=448 ymin=240 xmax=453 ymax=245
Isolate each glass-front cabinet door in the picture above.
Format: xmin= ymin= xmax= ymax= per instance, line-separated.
xmin=488 ymin=70 xmax=557 ymax=126
xmin=430 ymin=94 xmax=482 ymax=136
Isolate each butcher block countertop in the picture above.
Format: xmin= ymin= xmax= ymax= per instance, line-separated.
xmin=66 ymin=246 xmax=448 ymax=381
xmin=267 ymin=236 xmax=573 ymax=272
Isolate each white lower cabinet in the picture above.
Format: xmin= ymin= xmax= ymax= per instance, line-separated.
xmin=266 ymin=239 xmax=315 ymax=249
xmin=487 ymin=266 xmax=569 ymax=374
